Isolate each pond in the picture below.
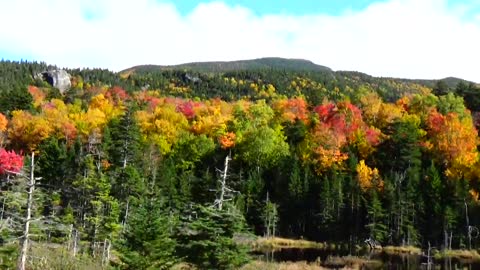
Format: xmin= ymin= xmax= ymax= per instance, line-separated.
xmin=253 ymin=247 xmax=480 ymax=269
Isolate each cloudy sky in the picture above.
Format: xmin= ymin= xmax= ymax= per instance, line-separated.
xmin=0 ymin=0 xmax=479 ymax=81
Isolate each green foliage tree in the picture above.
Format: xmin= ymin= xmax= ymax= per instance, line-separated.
xmin=117 ymin=197 xmax=177 ymax=270
xmin=0 ymin=87 xmax=33 ymax=116
xmin=175 ymin=204 xmax=250 ymax=269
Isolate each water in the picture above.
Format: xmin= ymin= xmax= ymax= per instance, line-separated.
xmin=254 ymin=248 xmax=480 ymax=269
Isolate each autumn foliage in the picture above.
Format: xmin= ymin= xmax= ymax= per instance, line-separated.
xmin=273 ymin=97 xmax=309 ymax=124
xmin=426 ymin=110 xmax=478 ymax=179
xmin=306 ymin=101 xmax=381 ymax=173
xmin=7 ymin=60 xmax=480 ymax=267
xmin=0 ymin=113 xmax=7 ymax=132
xmin=356 ymin=160 xmax=383 ymax=192
xmin=0 ymin=148 xmax=23 ymax=174
xmin=219 ymin=132 xmax=236 ymax=149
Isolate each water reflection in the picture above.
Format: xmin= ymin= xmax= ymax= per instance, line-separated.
xmin=254 ymin=247 xmax=480 ymax=269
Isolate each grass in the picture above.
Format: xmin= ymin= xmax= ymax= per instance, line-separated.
xmin=240 ymin=259 xmax=383 ymax=270
xmin=383 ymin=245 xmax=422 ymax=255
xmin=433 ymin=249 xmax=480 ymax=261
xmin=27 ymin=244 xmax=104 ymax=270
xmin=240 ymin=260 xmax=327 ymax=270
xmin=249 ymin=237 xmax=480 ymax=267
xmin=253 ymin=237 xmax=326 ymax=250
xmin=171 ymin=262 xmax=198 ymax=270
xmin=324 ymin=255 xmax=383 ymax=269
xmin=173 ymin=261 xmax=332 ymax=270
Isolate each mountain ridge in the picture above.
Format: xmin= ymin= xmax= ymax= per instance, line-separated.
xmin=121 ymin=57 xmax=332 ymax=74
xmin=121 ymin=57 xmax=476 ymax=88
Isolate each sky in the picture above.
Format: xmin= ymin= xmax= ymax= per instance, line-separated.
xmin=0 ymin=0 xmax=479 ymax=81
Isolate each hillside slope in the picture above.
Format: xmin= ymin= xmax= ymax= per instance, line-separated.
xmin=121 ymin=57 xmax=332 ymax=74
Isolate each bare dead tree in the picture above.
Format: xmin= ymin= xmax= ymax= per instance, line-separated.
xmin=101 ymin=238 xmax=111 ymax=266
xmin=18 ymin=152 xmax=36 ymax=270
xmin=122 ymin=199 xmax=130 ymax=233
xmin=465 ymin=199 xmax=471 ymax=250
xmin=263 ymin=192 xmax=278 ymax=238
xmin=213 ymin=154 xmax=238 ymax=210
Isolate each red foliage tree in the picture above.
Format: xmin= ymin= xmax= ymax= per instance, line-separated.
xmin=0 ymin=149 xmax=23 ymax=175
xmin=314 ymin=101 xmax=363 ymax=139
xmin=105 ymin=86 xmax=130 ymax=104
xmin=177 ymin=100 xmax=196 ymax=119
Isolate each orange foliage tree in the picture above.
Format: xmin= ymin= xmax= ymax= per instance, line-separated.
xmin=272 ymin=97 xmax=309 ymax=124
xmin=305 ymin=101 xmax=380 ymax=173
xmin=426 ymin=110 xmax=479 ymax=180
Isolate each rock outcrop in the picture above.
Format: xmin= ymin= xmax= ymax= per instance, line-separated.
xmin=35 ymin=70 xmax=71 ymax=93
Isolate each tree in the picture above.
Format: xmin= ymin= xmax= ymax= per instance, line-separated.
xmin=237 ymin=125 xmax=289 ymax=169
xmin=36 ymin=138 xmax=69 ymax=189
xmin=421 ymin=162 xmax=443 ymax=245
xmin=306 ymin=101 xmax=379 ymax=173
xmin=213 ymin=155 xmax=234 ymax=211
xmin=17 ymin=153 xmax=35 ymax=270
xmin=175 ymin=204 xmax=250 ymax=269
xmin=117 ymin=197 xmax=177 ymax=270
xmin=433 ymin=80 xmax=450 ymax=96
xmin=233 ymin=100 xmax=289 ymax=169
xmin=426 ymin=110 xmax=478 ymax=180
xmin=456 ymin=82 xmax=480 ymax=112
xmin=377 ymin=114 xmax=423 ymax=245
xmin=8 ymin=110 xmax=53 ymax=151
xmin=0 ymin=113 xmax=7 ymax=147
xmin=262 ymin=193 xmax=279 ymax=238
xmin=365 ymin=190 xmax=387 ymax=243
xmin=0 ymin=149 xmax=24 ymax=175
xmin=0 ymin=87 xmax=33 ymax=116
xmin=437 ymin=93 xmax=467 ymax=118
xmin=136 ymin=102 xmax=188 ymax=155
xmin=356 ymin=160 xmax=383 ymax=192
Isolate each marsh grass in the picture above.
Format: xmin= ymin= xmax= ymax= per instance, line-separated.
xmin=433 ymin=249 xmax=480 ymax=261
xmin=324 ymin=255 xmax=383 ymax=269
xmin=240 ymin=260 xmax=326 ymax=270
xmin=253 ymin=237 xmax=325 ymax=250
xmin=240 ymin=259 xmax=383 ymax=270
xmin=383 ymin=245 xmax=422 ymax=255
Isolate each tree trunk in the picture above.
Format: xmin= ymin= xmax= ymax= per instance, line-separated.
xmin=122 ymin=199 xmax=130 ymax=233
xmin=73 ymin=229 xmax=78 ymax=257
xmin=18 ymin=152 xmax=35 ymax=270
xmin=444 ymin=230 xmax=447 ymax=250
xmin=218 ymin=155 xmax=230 ymax=211
xmin=465 ymin=200 xmax=471 ymax=250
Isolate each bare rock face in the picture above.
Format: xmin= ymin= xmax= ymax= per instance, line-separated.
xmin=36 ymin=70 xmax=71 ymax=93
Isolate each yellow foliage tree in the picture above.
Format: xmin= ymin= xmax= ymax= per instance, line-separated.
xmin=136 ymin=103 xmax=189 ymax=155
xmin=356 ymin=160 xmax=383 ymax=192
xmin=9 ymin=110 xmax=53 ymax=151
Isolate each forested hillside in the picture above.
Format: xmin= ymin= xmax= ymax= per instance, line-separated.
xmin=0 ymin=59 xmax=480 ymax=269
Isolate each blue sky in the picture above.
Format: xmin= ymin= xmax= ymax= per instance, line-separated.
xmin=169 ymin=0 xmax=388 ymax=16
xmin=1 ymin=0 xmax=480 ymax=81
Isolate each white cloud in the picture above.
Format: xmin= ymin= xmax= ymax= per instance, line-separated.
xmin=0 ymin=0 xmax=479 ymax=81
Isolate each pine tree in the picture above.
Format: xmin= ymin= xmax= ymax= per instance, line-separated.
xmin=175 ymin=204 xmax=250 ymax=269
xmin=117 ymin=197 xmax=177 ymax=270
xmin=365 ymin=190 xmax=387 ymax=243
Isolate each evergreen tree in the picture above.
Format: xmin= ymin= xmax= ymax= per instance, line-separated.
xmin=117 ymin=197 xmax=177 ymax=270
xmin=0 ymin=87 xmax=33 ymax=116
xmin=365 ymin=190 xmax=387 ymax=242
xmin=175 ymin=204 xmax=250 ymax=269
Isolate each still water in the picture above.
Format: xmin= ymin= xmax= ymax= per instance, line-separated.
xmin=255 ymin=248 xmax=480 ymax=269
